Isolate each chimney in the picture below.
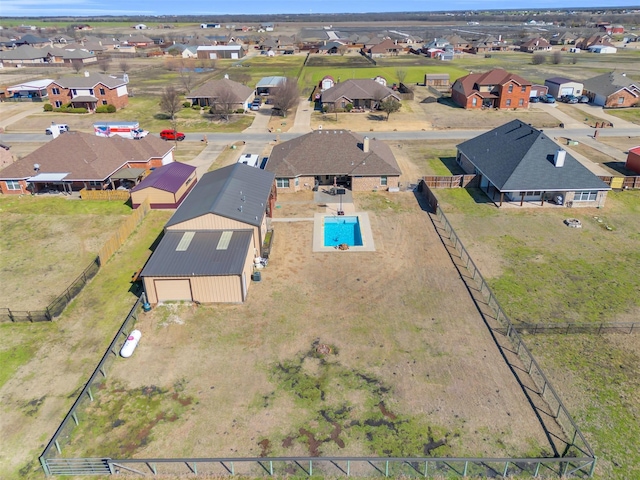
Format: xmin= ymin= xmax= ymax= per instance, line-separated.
xmin=363 ymin=136 xmax=370 ymax=153
xmin=554 ymin=149 xmax=566 ymax=167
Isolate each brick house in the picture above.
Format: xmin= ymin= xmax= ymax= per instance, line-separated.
xmin=519 ymin=37 xmax=552 ymax=52
xmin=266 ymin=130 xmax=401 ymax=193
xmin=451 ymin=68 xmax=532 ymax=109
xmin=319 ymin=78 xmax=401 ymax=111
xmin=582 ymin=72 xmax=640 ymax=108
xmin=456 ymin=120 xmax=610 ymax=208
xmin=626 ymin=146 xmax=640 ymax=174
xmin=0 ymin=132 xmax=174 ymax=195
xmin=364 ymin=38 xmax=403 ymax=57
xmin=47 ymin=72 xmax=129 ymax=111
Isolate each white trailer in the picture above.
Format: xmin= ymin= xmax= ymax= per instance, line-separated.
xmin=93 ymin=121 xmax=148 ymax=139
xmin=237 ymin=153 xmax=260 ymax=168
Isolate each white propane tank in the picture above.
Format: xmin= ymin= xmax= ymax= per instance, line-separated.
xmin=120 ymin=330 xmax=141 ymax=358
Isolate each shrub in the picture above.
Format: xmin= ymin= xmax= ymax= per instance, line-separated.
xmin=106 ymin=104 xmax=116 ymax=113
xmin=95 ymin=105 xmax=110 ymax=113
xmin=532 ymin=54 xmax=546 ymax=65
xmin=192 ymin=104 xmax=201 ymax=110
xmin=183 ymin=101 xmax=192 ymax=108
xmin=43 ymin=104 xmax=53 ymax=112
xmin=235 ymin=108 xmax=245 ymax=114
xmin=345 ymin=103 xmax=354 ymax=112
xmin=53 ymin=107 xmax=88 ymax=114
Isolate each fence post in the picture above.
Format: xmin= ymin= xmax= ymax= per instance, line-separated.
xmin=8 ymin=308 xmax=15 ymax=322
xmin=39 ymin=456 xmax=51 ymax=476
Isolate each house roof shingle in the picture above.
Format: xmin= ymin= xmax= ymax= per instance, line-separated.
xmin=582 ymin=71 xmax=639 ymax=98
xmin=186 ymin=78 xmax=253 ymax=103
xmin=131 ymin=162 xmax=196 ymax=194
xmin=0 ymin=132 xmax=173 ymax=181
xmin=457 ymin=120 xmax=610 ymax=192
xmin=321 ymin=78 xmax=400 ymax=104
xmin=266 ymin=130 xmax=401 ymax=178
xmin=51 ymin=72 xmax=127 ymax=89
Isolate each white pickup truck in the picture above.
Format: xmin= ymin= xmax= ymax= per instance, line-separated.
xmin=45 ymin=123 xmax=69 ymax=135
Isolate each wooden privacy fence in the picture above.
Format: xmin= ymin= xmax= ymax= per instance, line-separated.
xmin=422 ymin=175 xmax=478 ymax=189
xmin=598 ymin=176 xmax=640 ymax=190
xmin=80 ymin=189 xmax=131 ymax=201
xmin=98 ymin=197 xmax=151 ymax=265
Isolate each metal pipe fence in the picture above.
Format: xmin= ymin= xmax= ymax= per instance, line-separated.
xmin=434 ymin=205 xmax=595 ymax=461
xmin=515 ymin=322 xmax=638 ymax=335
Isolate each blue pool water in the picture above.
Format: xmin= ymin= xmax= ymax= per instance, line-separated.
xmin=324 ymin=216 xmax=363 ymax=247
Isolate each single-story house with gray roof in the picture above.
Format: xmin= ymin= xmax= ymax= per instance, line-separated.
xmin=186 ymin=77 xmax=254 ymax=110
xmin=456 ymin=120 xmax=610 ymax=207
xmin=319 ymin=78 xmax=401 ymax=111
xmin=582 ymin=71 xmax=640 ymax=108
xmin=140 ymin=162 xmax=276 ymax=304
xmin=266 ymin=129 xmax=401 ymax=192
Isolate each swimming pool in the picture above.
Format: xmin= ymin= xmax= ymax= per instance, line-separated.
xmin=324 ymin=216 xmax=363 ymax=247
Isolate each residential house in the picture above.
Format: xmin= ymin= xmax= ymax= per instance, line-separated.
xmin=266 ymin=129 xmax=401 ymax=192
xmin=446 ymin=35 xmax=471 ymax=51
xmin=469 ymin=35 xmax=506 ymax=54
xmin=520 ymin=37 xmax=552 ymax=52
xmin=455 ymin=120 xmax=610 ymax=207
xmin=0 ymin=45 xmax=96 ymax=66
xmin=576 ymin=34 xmax=611 ymax=50
xmin=123 ymin=34 xmax=154 ymax=47
xmin=140 ymin=163 xmax=276 ymax=304
xmin=625 ymin=146 xmax=640 ymax=174
xmin=47 ymin=72 xmax=129 ymax=111
xmin=311 ymin=75 xmax=336 ymax=101
xmin=319 ymin=78 xmax=401 ymax=111
xmin=550 ymin=32 xmax=577 ymax=45
xmin=261 ymin=22 xmax=275 ymax=32
xmin=529 ymin=84 xmax=549 ymax=98
xmin=196 ymin=44 xmax=245 ymax=59
xmin=186 ymin=76 xmax=254 ymax=110
xmin=544 ymin=77 xmax=583 ymax=98
xmin=15 ymin=34 xmax=51 ymax=47
xmin=365 ymin=38 xmax=403 ymax=57
xmin=130 ymin=162 xmax=198 ymax=209
xmin=589 ymin=44 xmax=617 ymax=54
xmin=318 ymin=41 xmax=346 ymax=54
xmin=451 ymin=68 xmax=532 ymax=109
xmin=0 ymin=132 xmax=174 ymax=195
xmin=582 ymin=71 xmax=640 ymax=108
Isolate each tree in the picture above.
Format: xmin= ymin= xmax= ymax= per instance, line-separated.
xmin=396 ymin=69 xmax=407 ymax=85
xmin=97 ymin=57 xmax=111 ymax=73
xmin=71 ymin=61 xmax=83 ymax=74
xmin=379 ymin=98 xmax=401 ymax=121
xmin=551 ymin=51 xmax=563 ymax=65
xmin=337 ymin=44 xmax=349 ymax=56
xmin=213 ymin=85 xmax=237 ymax=121
xmin=119 ymin=60 xmax=131 ymax=74
xmin=532 ymin=54 xmax=546 ymax=65
xmin=178 ymin=59 xmax=194 ymax=93
xmin=159 ymin=86 xmax=182 ymax=122
xmin=229 ymin=72 xmax=251 ymax=85
xmin=271 ymin=77 xmax=300 ymax=117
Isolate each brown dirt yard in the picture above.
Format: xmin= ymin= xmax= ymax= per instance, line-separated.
xmin=310 ymin=87 xmax=561 ymax=132
xmin=62 ymin=191 xmax=555 ymax=467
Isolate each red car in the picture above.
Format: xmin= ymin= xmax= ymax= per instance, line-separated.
xmin=160 ymin=129 xmax=185 ymax=141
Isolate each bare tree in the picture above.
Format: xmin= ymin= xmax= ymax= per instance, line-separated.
xmin=551 ymin=51 xmax=563 ymax=65
xmin=229 ymin=72 xmax=251 ymax=85
xmin=97 ymin=56 xmax=111 ymax=73
xmin=337 ymin=44 xmax=349 ymax=56
xmin=396 ymin=69 xmax=407 ymax=85
xmin=159 ymin=86 xmax=182 ymax=122
xmin=379 ymin=98 xmax=401 ymax=121
xmin=532 ymin=54 xmax=546 ymax=65
xmin=119 ymin=60 xmax=131 ymax=74
xmin=71 ymin=61 xmax=83 ymax=74
xmin=271 ymin=77 xmax=300 ymax=117
xmin=212 ymin=85 xmax=239 ymax=121
xmin=178 ymin=59 xmax=194 ymax=93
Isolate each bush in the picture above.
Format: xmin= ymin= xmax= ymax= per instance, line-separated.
xmin=345 ymin=103 xmax=354 ymax=112
xmin=43 ymin=104 xmax=53 ymax=112
xmin=235 ymin=108 xmax=245 ymax=114
xmin=106 ymin=104 xmax=116 ymax=113
xmin=95 ymin=105 xmax=111 ymax=113
xmin=192 ymin=104 xmax=201 ymax=110
xmin=53 ymin=107 xmax=88 ymax=114
xmin=183 ymin=101 xmax=192 ymax=108
xmin=532 ymin=54 xmax=546 ymax=65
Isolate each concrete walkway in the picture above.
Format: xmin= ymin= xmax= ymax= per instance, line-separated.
xmin=289 ymin=97 xmax=313 ymax=133
xmin=534 ymin=103 xmax=584 ymax=129
xmin=183 ymin=142 xmax=227 ymax=179
xmin=242 ymin=104 xmax=273 ymax=133
xmin=0 ymin=103 xmax=46 ymax=131
xmin=573 ymin=103 xmax=638 ymax=129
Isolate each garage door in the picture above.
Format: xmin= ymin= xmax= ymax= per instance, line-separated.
xmin=209 ymin=53 xmax=217 ymax=59
xmin=231 ymin=52 xmax=239 ymax=59
xmin=154 ymin=279 xmax=192 ymax=301
xmin=561 ymin=87 xmax=574 ymax=96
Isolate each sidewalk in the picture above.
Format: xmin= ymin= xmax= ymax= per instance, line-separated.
xmin=573 ymin=104 xmax=638 ymax=129
xmin=533 ymin=103 xmax=583 ymax=129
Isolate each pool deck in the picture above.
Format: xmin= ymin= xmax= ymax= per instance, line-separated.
xmin=312 ymin=212 xmax=376 ymax=253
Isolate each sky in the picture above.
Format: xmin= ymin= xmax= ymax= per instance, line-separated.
xmin=0 ymin=1 xmax=638 ymax=18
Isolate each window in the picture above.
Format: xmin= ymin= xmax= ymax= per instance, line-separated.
xmin=380 ymin=176 xmax=388 ymax=186
xmin=71 ymin=89 xmax=77 ymax=96
xmin=508 ymin=84 xmax=513 ymax=93
xmin=341 ymin=101 xmax=346 ymax=108
xmin=618 ymin=97 xmax=624 ymax=104
xmin=521 ymin=86 xmax=526 ymax=93
xmin=89 ymin=89 xmax=94 ymax=96
xmin=471 ymin=97 xmax=477 ymax=107
xmin=102 ymin=100 xmax=108 ymax=105
xmin=51 ymin=87 xmax=60 ymax=95
xmin=518 ymin=98 xmax=524 ymax=106
xmin=276 ymin=178 xmax=290 ymax=188
xmin=5 ymin=180 xmax=21 ymax=190
xmin=89 ymin=181 xmax=103 ymax=187
xmin=99 ymin=88 xmax=106 ymax=95
xmin=506 ymin=99 xmax=512 ymax=107
xmin=55 ymin=101 xmax=62 ymax=108
xmin=574 ymin=191 xmax=597 ymax=201
xmin=294 ymin=178 xmax=299 ymax=187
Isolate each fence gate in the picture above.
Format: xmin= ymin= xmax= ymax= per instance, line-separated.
xmin=45 ymin=458 xmax=112 ymax=475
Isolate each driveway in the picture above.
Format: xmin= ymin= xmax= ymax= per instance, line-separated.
xmin=0 ymin=103 xmax=46 ymax=132
xmin=242 ymin=105 xmax=273 ymax=133
xmin=289 ymin=97 xmax=313 ymax=133
xmin=533 ymin=103 xmax=583 ymax=129
xmin=573 ymin=103 xmax=638 ymax=129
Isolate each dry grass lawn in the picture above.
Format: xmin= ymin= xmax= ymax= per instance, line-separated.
xmin=61 ymin=192 xmax=553 ymax=468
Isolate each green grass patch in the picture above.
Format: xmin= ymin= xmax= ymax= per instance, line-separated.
xmin=604 ymin=107 xmax=640 ymax=125
xmin=356 ymin=193 xmax=411 ymax=213
xmin=0 ymin=342 xmax=35 ymax=389
xmin=432 ymin=188 xmax=500 ymax=218
xmin=0 ymin=196 xmax=132 ymax=215
xmin=531 ymin=336 xmax=640 ymax=480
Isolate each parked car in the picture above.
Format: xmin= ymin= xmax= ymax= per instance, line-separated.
xmin=561 ymin=95 xmax=579 ymax=104
xmin=159 ymin=129 xmax=185 ymax=141
xmin=529 ymin=96 xmax=540 ymax=103
xmin=540 ymin=94 xmax=556 ymax=104
xmin=45 ymin=123 xmax=69 ymax=135
xmin=579 ymin=95 xmax=590 ymax=103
